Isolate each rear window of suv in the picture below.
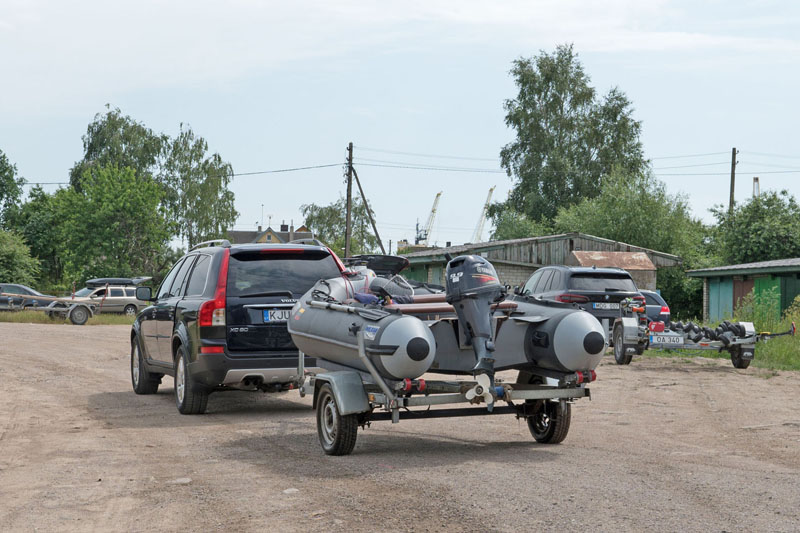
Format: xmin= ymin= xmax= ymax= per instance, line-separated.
xmin=227 ymin=250 xmax=342 ymax=297
xmin=568 ymin=273 xmax=637 ymax=292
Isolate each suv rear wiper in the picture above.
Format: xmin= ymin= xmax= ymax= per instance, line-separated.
xmin=238 ymin=291 xmax=294 ymax=298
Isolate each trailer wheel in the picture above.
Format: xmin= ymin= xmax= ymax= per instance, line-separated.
xmin=517 ymin=373 xmax=571 ymax=444
xmin=528 ymin=401 xmax=572 ymax=444
xmin=69 ymin=305 xmax=90 ymax=325
xmin=730 ymin=346 xmax=751 ymax=369
xmin=316 ymin=383 xmax=358 ymax=455
xmin=613 ymin=326 xmax=633 ymax=365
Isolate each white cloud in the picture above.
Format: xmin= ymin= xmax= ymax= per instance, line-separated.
xmin=1 ymin=0 xmax=798 ymax=116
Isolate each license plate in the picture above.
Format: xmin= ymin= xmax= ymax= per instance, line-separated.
xmin=650 ymin=334 xmax=684 ymax=345
xmin=592 ymin=302 xmax=619 ymax=310
xmin=263 ymin=309 xmax=291 ymax=322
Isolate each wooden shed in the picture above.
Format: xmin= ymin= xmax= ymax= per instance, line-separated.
xmin=401 ymin=232 xmax=681 ymax=289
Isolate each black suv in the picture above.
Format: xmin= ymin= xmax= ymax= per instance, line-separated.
xmin=516 ymin=265 xmax=644 ymax=341
xmin=130 ymin=240 xmax=344 ymax=414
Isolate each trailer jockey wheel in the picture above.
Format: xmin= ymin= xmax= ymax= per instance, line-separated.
xmin=729 ymin=345 xmax=751 ymax=369
xmin=516 ymin=372 xmax=571 ymax=444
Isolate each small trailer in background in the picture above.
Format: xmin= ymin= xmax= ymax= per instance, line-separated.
xmin=611 ymin=297 xmax=796 ymax=368
xmin=0 ymin=292 xmax=95 ymax=325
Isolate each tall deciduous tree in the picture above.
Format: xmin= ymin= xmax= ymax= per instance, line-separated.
xmin=552 ymin=169 xmax=712 ymax=318
xmin=6 ymin=186 xmax=64 ymax=287
xmin=69 ymin=105 xmax=167 ymax=191
xmin=301 ymin=196 xmax=378 ymax=257
xmin=57 ymin=165 xmax=172 ymax=284
xmin=711 ymin=190 xmax=800 ymax=265
xmin=0 ymin=149 xmax=25 ymax=228
xmin=492 ymin=44 xmax=646 ymax=224
xmin=162 ymin=125 xmax=238 ymax=248
xmin=0 ymin=230 xmax=39 ymax=286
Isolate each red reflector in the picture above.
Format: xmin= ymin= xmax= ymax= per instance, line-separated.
xmin=555 ymin=293 xmax=589 ymax=304
xmin=200 ymin=346 xmax=224 ymax=354
xmin=590 ymin=370 xmax=596 ymax=382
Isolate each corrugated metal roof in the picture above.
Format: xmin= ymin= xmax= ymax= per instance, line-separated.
xmin=567 ymin=251 xmax=656 ymax=270
xmin=687 ymin=257 xmax=800 ymax=277
xmin=401 ymin=232 xmax=680 ymax=262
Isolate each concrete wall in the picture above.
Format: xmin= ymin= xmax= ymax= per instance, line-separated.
xmin=493 ymin=263 xmax=537 ymax=289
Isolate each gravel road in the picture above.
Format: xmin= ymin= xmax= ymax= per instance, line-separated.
xmin=1 ymin=322 xmax=799 ymax=532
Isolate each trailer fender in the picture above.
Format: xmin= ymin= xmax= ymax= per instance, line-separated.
xmin=312 ymin=371 xmax=370 ymax=416
xmin=619 ymin=317 xmax=641 ymax=344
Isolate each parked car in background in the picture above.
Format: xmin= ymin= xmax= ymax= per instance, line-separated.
xmin=0 ymin=283 xmax=53 ymax=310
xmin=515 ymin=265 xmax=645 ymax=341
xmin=64 ymin=277 xmax=151 ymax=315
xmin=639 ymin=289 xmax=671 ymax=324
xmin=130 ymin=240 xmax=345 ymax=414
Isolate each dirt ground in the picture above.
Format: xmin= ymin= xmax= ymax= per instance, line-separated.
xmin=1 ymin=322 xmax=799 ymax=532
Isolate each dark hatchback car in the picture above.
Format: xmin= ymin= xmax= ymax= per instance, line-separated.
xmin=0 ymin=283 xmax=52 ymax=310
xmin=517 ymin=265 xmax=644 ymax=341
xmin=130 ymin=240 xmax=344 ymax=414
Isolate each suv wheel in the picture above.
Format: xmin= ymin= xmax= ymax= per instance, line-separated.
xmin=131 ymin=336 xmax=159 ymax=394
xmin=174 ymin=345 xmax=209 ymax=414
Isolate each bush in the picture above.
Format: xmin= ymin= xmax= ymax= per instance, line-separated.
xmin=0 ymin=230 xmax=39 ymax=286
xmin=733 ymin=292 xmax=800 ymax=371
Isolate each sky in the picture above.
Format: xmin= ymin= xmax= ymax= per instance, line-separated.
xmin=1 ymin=0 xmax=799 ymax=251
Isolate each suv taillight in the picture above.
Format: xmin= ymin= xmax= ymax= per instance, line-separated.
xmin=661 ymin=305 xmax=670 ymax=314
xmin=556 ymin=293 xmax=589 ymax=304
xmin=199 ymin=249 xmax=230 ymax=327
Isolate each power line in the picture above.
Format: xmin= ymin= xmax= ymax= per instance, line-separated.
xmin=22 ymin=163 xmax=343 ymax=187
xmin=652 ymin=161 xmax=730 ymax=170
xmin=742 ymin=150 xmax=800 ymax=160
xmin=356 ymin=145 xmax=498 ymax=162
xmin=356 ymin=162 xmax=506 ymax=174
xmin=649 ymin=151 xmax=729 ymax=160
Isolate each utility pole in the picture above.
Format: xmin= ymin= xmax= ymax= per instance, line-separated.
xmin=729 ymin=147 xmax=738 ymax=214
xmin=344 ymin=142 xmax=354 ymax=257
xmin=351 ymin=166 xmax=386 ymax=254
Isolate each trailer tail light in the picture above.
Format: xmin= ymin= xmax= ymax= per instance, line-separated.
xmin=199 ymin=248 xmax=230 ymax=327
xmin=556 ymin=293 xmax=589 ymax=304
xmin=649 ymin=321 xmax=665 ymax=332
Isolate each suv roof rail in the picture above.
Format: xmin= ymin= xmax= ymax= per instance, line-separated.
xmin=190 ymin=239 xmax=232 ymax=251
xmin=288 ymin=238 xmax=326 ymax=246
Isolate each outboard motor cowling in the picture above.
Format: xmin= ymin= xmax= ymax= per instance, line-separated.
xmin=445 ymin=255 xmax=504 ymax=379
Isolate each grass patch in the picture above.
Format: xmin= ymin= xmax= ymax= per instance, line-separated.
xmin=0 ymin=310 xmax=135 ymax=326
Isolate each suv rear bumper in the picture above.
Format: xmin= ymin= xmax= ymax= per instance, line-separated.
xmin=189 ymin=351 xmax=319 ymax=388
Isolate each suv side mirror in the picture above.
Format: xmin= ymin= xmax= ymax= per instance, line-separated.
xmin=513 ymin=286 xmax=523 ymax=296
xmin=136 ymin=286 xmax=153 ymax=301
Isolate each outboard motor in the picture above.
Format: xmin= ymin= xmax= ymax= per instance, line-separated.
xmin=445 ymin=255 xmax=504 ymax=380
